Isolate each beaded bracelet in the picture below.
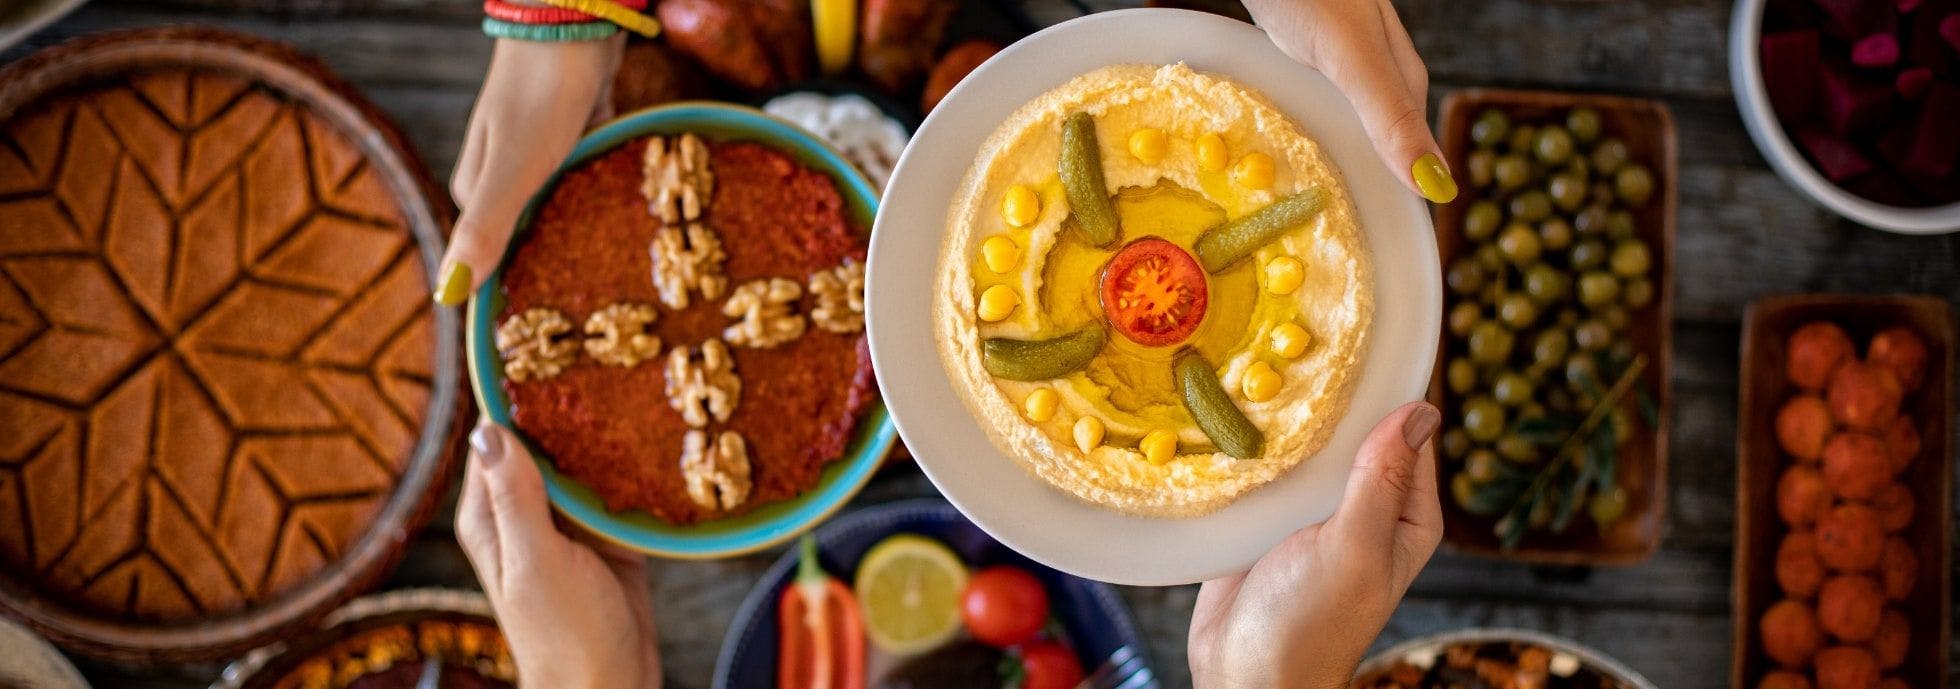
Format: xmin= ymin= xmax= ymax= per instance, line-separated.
xmin=480 ymin=16 xmax=620 ymax=41
xmin=481 ymin=0 xmax=645 ymax=25
xmin=530 ymin=0 xmax=662 ymax=38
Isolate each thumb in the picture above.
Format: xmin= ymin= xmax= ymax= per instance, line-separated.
xmin=468 ymin=422 xmax=560 ymax=570
xmin=1329 ymin=402 xmax=1440 ymax=548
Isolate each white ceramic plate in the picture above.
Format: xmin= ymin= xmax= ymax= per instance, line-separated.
xmin=866 ymin=8 xmax=1440 ymax=585
xmin=0 ymin=617 xmax=89 ymax=689
xmin=1729 ymin=0 xmax=1960 ymax=234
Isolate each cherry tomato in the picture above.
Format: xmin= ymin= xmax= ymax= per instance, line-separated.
xmin=960 ymin=566 xmax=1049 ymax=647
xmin=1099 ymin=237 xmax=1208 ymax=347
xmin=1015 ymin=641 xmax=1085 ymax=689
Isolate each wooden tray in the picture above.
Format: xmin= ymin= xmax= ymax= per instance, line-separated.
xmin=1731 ymin=295 xmax=1954 ymax=689
xmin=1428 ymin=89 xmax=1677 ymax=565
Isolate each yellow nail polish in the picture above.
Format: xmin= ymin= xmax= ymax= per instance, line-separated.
xmin=434 ymin=262 xmax=472 ymax=306
xmin=1412 ymin=152 xmax=1458 ymax=204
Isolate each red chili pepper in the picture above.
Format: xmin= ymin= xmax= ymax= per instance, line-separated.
xmin=778 ymin=535 xmax=865 ymax=689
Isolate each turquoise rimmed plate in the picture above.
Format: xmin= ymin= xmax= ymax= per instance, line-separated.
xmin=464 ymin=102 xmax=895 ymax=559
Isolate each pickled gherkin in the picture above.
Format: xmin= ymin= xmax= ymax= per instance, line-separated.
xmin=981 ymin=327 xmax=1106 ymax=381
xmin=1059 ymin=112 xmax=1119 ymax=247
xmin=1174 ymin=350 xmax=1263 ymax=459
xmin=1193 ymin=189 xmax=1327 ymax=272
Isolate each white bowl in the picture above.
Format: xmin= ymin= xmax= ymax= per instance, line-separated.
xmin=865 ymin=8 xmax=1440 ymax=585
xmin=1729 ymin=0 xmax=1960 ymax=234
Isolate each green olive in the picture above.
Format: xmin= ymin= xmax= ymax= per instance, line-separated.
xmin=1465 ymin=449 xmax=1503 ymax=482
xmin=1565 ymin=352 xmax=1601 ymax=390
xmin=1615 ymin=164 xmax=1655 ymax=207
xmin=1447 ymin=357 xmax=1478 ymax=395
xmin=1493 ymin=372 xmax=1533 ymax=406
xmin=1471 ymin=109 xmax=1511 ymax=148
xmin=1546 ymin=387 xmax=1577 ymax=415
xmin=1478 ymin=281 xmax=1505 ymax=306
xmin=1599 ymin=305 xmax=1631 ymax=331
xmin=1573 ymin=205 xmax=1610 ymax=236
xmin=1589 ymin=485 xmax=1629 ymax=526
xmin=1590 ymin=137 xmax=1630 ymax=174
xmin=1466 ymin=149 xmax=1497 ymax=189
xmin=1523 ymin=264 xmax=1569 ymax=305
xmin=1565 ymin=154 xmax=1593 ymax=185
xmin=1609 ymin=339 xmax=1637 ymax=366
xmin=1537 ymin=218 xmax=1574 ymax=252
xmin=1570 ymin=239 xmax=1608 ymax=271
xmin=1462 ymin=397 xmax=1507 ymax=442
xmin=1520 ymin=402 xmax=1549 ymax=422
xmin=1578 ymin=271 xmax=1621 ymax=308
xmin=1463 ymin=200 xmax=1503 ymax=241
xmin=1609 ymin=240 xmax=1651 ymax=277
xmin=1623 ymin=276 xmax=1655 ymax=309
xmin=1447 ymin=257 xmax=1488 ymax=296
xmin=1497 ymin=435 xmax=1540 ymax=463
xmin=1493 ymin=154 xmax=1532 ymax=191
xmin=1567 ymin=106 xmax=1603 ymax=144
xmin=1451 ymin=471 xmax=1482 ymax=511
xmin=1507 ymin=124 xmax=1538 ymax=156
xmin=1533 ymin=328 xmax=1572 ymax=367
xmin=1556 ymin=309 xmax=1580 ymax=327
xmin=1498 ymin=293 xmax=1538 ymax=329
xmin=1468 ymin=321 xmax=1515 ymax=365
xmin=1497 ymin=223 xmax=1543 ymax=266
xmin=1591 ymin=181 xmax=1616 ymax=206
xmin=1473 ymin=243 xmax=1505 ymax=271
xmin=1508 ymin=191 xmax=1554 ymax=223
xmin=1574 ymin=318 xmax=1613 ymax=352
xmin=1548 ymin=172 xmax=1588 ymax=212
xmin=1534 ymin=126 xmax=1575 ymax=165
xmin=1606 ymin=209 xmax=1637 ymax=239
xmin=1448 ymin=301 xmax=1482 ymax=336
xmin=1441 ymin=428 xmax=1472 ymax=460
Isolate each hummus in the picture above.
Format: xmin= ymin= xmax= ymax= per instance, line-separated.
xmin=932 ymin=63 xmax=1373 ymax=517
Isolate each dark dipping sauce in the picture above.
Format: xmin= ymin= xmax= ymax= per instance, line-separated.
xmin=499 ymin=139 xmax=875 ymax=525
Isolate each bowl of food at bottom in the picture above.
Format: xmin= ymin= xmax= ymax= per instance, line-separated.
xmin=714 ymin=498 xmax=1154 ymax=689
xmin=1352 ymin=628 xmax=1659 ymax=689
xmin=465 ymin=101 xmax=895 ymax=559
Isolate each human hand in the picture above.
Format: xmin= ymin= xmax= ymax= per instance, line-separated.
xmin=434 ymin=36 xmax=625 ymax=305
xmin=457 ymin=421 xmax=662 ymax=689
xmin=1187 ymin=402 xmax=1443 ymax=689
xmin=1241 ymin=0 xmax=1454 ymax=204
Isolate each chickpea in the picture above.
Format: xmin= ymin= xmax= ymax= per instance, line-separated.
xmin=1196 ymin=132 xmax=1229 ymax=172
xmin=1232 ymin=151 xmax=1276 ymax=190
xmin=977 ymin=285 xmax=1019 ymax=321
xmin=1270 ymin=322 xmax=1311 ymax=358
xmin=1073 ymin=416 xmax=1105 ymax=453
xmin=1242 ymin=361 xmax=1283 ymax=402
xmin=1022 ymin=388 xmax=1058 ymax=422
xmin=1140 ymin=430 xmax=1178 ymax=464
xmin=980 ymin=235 xmax=1021 ymax=273
xmin=1001 ymin=184 xmax=1040 ymax=227
xmin=1128 ymin=127 xmax=1167 ymax=163
xmin=1264 ymin=256 xmax=1304 ymax=295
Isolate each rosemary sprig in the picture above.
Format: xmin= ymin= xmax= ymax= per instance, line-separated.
xmin=1494 ymin=354 xmax=1648 ymax=548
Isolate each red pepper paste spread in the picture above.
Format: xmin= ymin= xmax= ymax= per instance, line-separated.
xmin=498 ymin=138 xmax=875 ymax=524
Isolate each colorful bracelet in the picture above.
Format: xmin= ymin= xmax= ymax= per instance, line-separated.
xmin=480 ymin=16 xmax=620 ymax=41
xmin=481 ymin=0 xmax=645 ymax=25
xmin=529 ymin=0 xmax=662 ymax=38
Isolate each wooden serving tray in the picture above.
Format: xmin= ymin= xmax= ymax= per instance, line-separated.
xmin=1428 ymin=89 xmax=1677 ymax=565
xmin=1731 ymin=294 xmax=1953 ymax=689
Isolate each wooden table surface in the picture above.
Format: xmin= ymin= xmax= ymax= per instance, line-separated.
xmin=6 ymin=1 xmax=1958 ymax=687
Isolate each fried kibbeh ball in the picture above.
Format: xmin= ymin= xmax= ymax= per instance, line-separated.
xmin=1874 ymin=678 xmax=1907 ymax=689
xmin=1778 ymin=466 xmax=1833 ymax=526
xmin=1762 ymin=599 xmax=1825 ymax=665
xmin=1865 ymin=327 xmax=1927 ymax=393
xmin=1881 ymin=417 xmax=1918 ymax=475
xmin=1878 ymin=537 xmax=1916 ymax=601
xmin=1777 ymin=395 xmax=1836 ymax=461
xmin=1777 ymin=531 xmax=1826 ymax=597
xmin=1827 ymin=362 xmax=1903 ymax=431
xmin=1814 ymin=646 xmax=1880 ymax=689
xmin=1822 ymin=432 xmax=1893 ymax=500
xmin=1870 ymin=484 xmax=1914 ymax=533
xmin=1761 ymin=671 xmax=1814 ymax=689
xmin=1817 ymin=575 xmax=1884 ymax=642
xmin=1815 ymin=505 xmax=1884 ymax=571
xmin=1788 ymin=322 xmax=1855 ymax=390
xmin=1870 ymin=609 xmax=1909 ymax=670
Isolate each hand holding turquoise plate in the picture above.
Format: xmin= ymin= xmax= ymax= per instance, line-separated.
xmin=465 ymin=102 xmax=895 ymax=559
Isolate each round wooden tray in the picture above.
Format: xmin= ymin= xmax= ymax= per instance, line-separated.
xmin=0 ymin=27 xmax=465 ymax=664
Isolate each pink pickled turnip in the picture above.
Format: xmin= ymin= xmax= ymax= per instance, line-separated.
xmin=1798 ymin=128 xmax=1879 ymax=181
xmin=1941 ymin=14 xmax=1960 ymax=50
xmin=1817 ymin=0 xmax=1900 ymax=38
xmin=1897 ymin=0 xmax=1923 ymax=11
xmin=1762 ymin=30 xmax=1822 ymax=121
xmin=1896 ymin=66 xmax=1933 ymax=99
xmin=1853 ymin=33 xmax=1902 ymax=66
xmin=1821 ymin=65 xmax=1896 ymax=134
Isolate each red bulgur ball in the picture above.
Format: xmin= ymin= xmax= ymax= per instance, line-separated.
xmin=1778 ymin=466 xmax=1834 ymax=526
xmin=1822 ymin=432 xmax=1894 ymax=500
xmin=1788 ymin=322 xmax=1855 ymax=390
xmin=1777 ymin=395 xmax=1836 ymax=461
xmin=1827 ymin=362 xmax=1903 ymax=431
xmin=1814 ymin=646 xmax=1879 ymax=689
xmin=1762 ymin=599 xmax=1825 ymax=665
xmin=1870 ymin=609 xmax=1909 ymax=670
xmin=1881 ymin=416 xmax=1918 ymax=475
xmin=1777 ymin=531 xmax=1826 ymax=597
xmin=1817 ymin=575 xmax=1884 ymax=642
xmin=1815 ymin=505 xmax=1885 ymax=571
xmin=1878 ymin=538 xmax=1916 ymax=601
xmin=1865 ymin=327 xmax=1927 ymax=392
xmin=1870 ymin=484 xmax=1914 ymax=533
xmin=1761 ymin=671 xmax=1814 ymax=689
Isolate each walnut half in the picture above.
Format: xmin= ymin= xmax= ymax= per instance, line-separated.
xmin=496 ymin=307 xmax=579 ymax=382
xmin=722 ymin=277 xmax=806 ymax=348
xmin=664 ymin=338 xmax=740 ymax=428
xmin=649 ymin=222 xmax=729 ymax=310
xmin=680 ymin=429 xmax=751 ymax=512
xmin=809 ymin=259 xmax=865 ymax=334
xmin=641 ymin=132 xmax=713 ymax=224
xmin=583 ymin=302 xmax=663 ymax=367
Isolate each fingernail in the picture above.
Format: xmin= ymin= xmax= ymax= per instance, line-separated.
xmin=434 ymin=262 xmax=472 ymax=306
xmin=1411 ymin=153 xmax=1458 ymax=204
xmin=471 ymin=424 xmax=505 ymax=466
xmin=1401 ymin=404 xmax=1441 ymax=449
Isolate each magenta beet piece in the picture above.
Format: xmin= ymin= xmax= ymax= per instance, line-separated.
xmin=1895 ymin=82 xmax=1960 ymax=177
xmin=1853 ymin=33 xmax=1902 ymax=66
xmin=1909 ymin=6 xmax=1958 ymax=75
xmin=1798 ymin=127 xmax=1880 ymax=181
xmin=1762 ymin=30 xmax=1822 ymax=121
xmin=1821 ymin=64 xmax=1896 ymax=134
xmin=1942 ymin=13 xmax=1960 ymax=49
xmin=1898 ymin=0 xmax=1923 ymax=11
xmin=1896 ymin=66 xmax=1934 ymax=98
xmin=1816 ymin=0 xmax=1900 ymax=37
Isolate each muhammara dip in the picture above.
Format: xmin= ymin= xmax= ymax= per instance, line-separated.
xmin=933 ymin=63 xmax=1372 ymax=517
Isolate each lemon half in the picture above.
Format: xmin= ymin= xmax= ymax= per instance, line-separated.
xmin=852 ymin=534 xmax=968 ymax=655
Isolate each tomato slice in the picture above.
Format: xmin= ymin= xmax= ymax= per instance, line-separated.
xmin=1098 ymin=237 xmax=1208 ymax=347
